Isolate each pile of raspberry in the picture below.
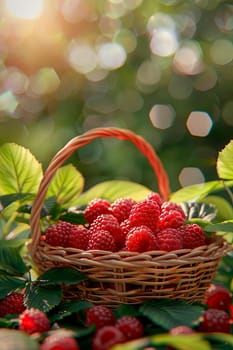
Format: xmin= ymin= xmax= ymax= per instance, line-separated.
xmin=44 ymin=192 xmax=207 ymax=253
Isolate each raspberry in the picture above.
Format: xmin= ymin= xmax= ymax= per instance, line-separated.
xmin=146 ymin=192 xmax=162 ymax=206
xmin=41 ymin=333 xmax=79 ymax=350
xmin=92 ymin=325 xmax=126 ymax=350
xmin=158 ymin=210 xmax=186 ymax=229
xmin=178 ymin=223 xmax=206 ymax=249
xmin=128 ymin=199 xmax=161 ymax=232
xmin=87 ymin=230 xmax=117 ymax=251
xmin=126 ymin=226 xmax=157 ymax=252
xmin=110 ymin=198 xmax=136 ymax=223
xmin=89 ymin=214 xmax=122 ymax=249
xmin=68 ymin=225 xmax=91 ymax=250
xmin=115 ymin=316 xmax=144 ymax=340
xmin=156 ymin=228 xmax=183 ymax=252
xmin=84 ymin=198 xmax=111 ymax=224
xmin=199 ymin=308 xmax=231 ymax=333
xmin=169 ymin=325 xmax=195 ymax=335
xmin=85 ymin=305 xmax=115 ymax=330
xmin=45 ymin=221 xmax=74 ymax=247
xmin=0 ymin=292 xmax=25 ymax=317
xmin=205 ymin=284 xmax=232 ymax=311
xmin=19 ymin=308 xmax=50 ymax=334
xmin=161 ymin=202 xmax=186 ymax=219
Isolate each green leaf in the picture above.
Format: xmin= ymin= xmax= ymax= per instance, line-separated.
xmin=180 ymin=202 xmax=217 ymax=221
xmin=38 ymin=267 xmax=88 ymax=285
xmin=0 ymin=274 xmax=26 ymax=298
xmin=59 ymin=210 xmax=86 ymax=225
xmin=46 ymin=165 xmax=84 ymax=207
xmin=170 ymin=180 xmax=233 ymax=203
xmin=49 ymin=300 xmax=92 ymax=323
xmin=0 ymin=246 xmax=29 ymax=275
xmin=201 ymin=195 xmax=233 ymax=221
xmin=139 ymin=299 xmax=204 ymax=330
xmin=24 ymin=282 xmax=62 ymax=312
xmin=217 ymin=140 xmax=233 ymax=180
xmin=75 ymin=180 xmax=152 ymax=206
xmin=0 ymin=193 xmax=34 ymax=208
xmin=0 ymin=143 xmax=42 ymax=195
xmin=205 ymin=220 xmax=233 ymax=233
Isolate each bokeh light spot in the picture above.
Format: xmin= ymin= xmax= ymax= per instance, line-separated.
xmin=209 ymin=39 xmax=233 ymax=65
xmin=150 ymin=28 xmax=178 ymax=57
xmin=137 ymin=60 xmax=161 ymax=86
xmin=0 ymin=91 xmax=18 ymax=114
xmin=114 ymin=29 xmax=137 ymax=53
xmin=222 ymin=100 xmax=233 ymax=126
xmin=186 ymin=111 xmax=213 ymax=137
xmin=97 ymin=42 xmax=127 ymax=70
xmin=3 ymin=68 xmax=29 ymax=94
xmin=173 ymin=40 xmax=203 ymax=75
xmin=29 ymin=68 xmax=60 ymax=95
xmin=68 ymin=41 xmax=97 ymax=74
xmin=194 ymin=67 xmax=217 ymax=91
xmin=179 ymin=167 xmax=205 ymax=187
xmin=149 ymin=104 xmax=175 ymax=129
xmin=5 ymin=0 xmax=44 ymax=19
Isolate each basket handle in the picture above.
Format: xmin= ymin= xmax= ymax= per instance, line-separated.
xmin=29 ymin=127 xmax=170 ymax=257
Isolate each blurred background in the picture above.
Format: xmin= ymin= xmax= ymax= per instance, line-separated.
xmin=0 ymin=0 xmax=232 ymax=194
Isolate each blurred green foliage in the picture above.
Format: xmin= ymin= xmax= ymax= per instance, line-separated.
xmin=0 ymin=0 xmax=233 ymax=193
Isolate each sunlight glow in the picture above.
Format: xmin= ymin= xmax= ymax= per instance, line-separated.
xmin=5 ymin=0 xmax=44 ymax=19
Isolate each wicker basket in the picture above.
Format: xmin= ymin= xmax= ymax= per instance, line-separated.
xmin=29 ymin=127 xmax=232 ymax=308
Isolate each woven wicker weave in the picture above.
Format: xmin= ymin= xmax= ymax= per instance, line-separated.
xmin=29 ymin=127 xmax=232 ymax=308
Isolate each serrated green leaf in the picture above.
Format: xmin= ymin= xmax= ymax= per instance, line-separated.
xmin=75 ymin=180 xmax=151 ymax=206
xmin=24 ymin=283 xmax=62 ymax=312
xmin=201 ymin=195 xmax=233 ymax=222
xmin=0 ymin=239 xmax=27 ymax=248
xmin=114 ymin=304 xmax=140 ymax=318
xmin=0 ymin=246 xmax=29 ymax=275
xmin=139 ymin=299 xmax=204 ymax=331
xmin=0 ymin=143 xmax=42 ymax=195
xmin=38 ymin=267 xmax=87 ymax=285
xmin=205 ymin=220 xmax=233 ymax=233
xmin=46 ymin=165 xmax=84 ymax=207
xmin=59 ymin=210 xmax=86 ymax=225
xmin=170 ymin=180 xmax=233 ymax=203
xmin=217 ymin=140 xmax=233 ymax=180
xmin=0 ymin=274 xmax=26 ymax=298
xmin=0 ymin=193 xmax=34 ymax=208
xmin=49 ymin=300 xmax=92 ymax=323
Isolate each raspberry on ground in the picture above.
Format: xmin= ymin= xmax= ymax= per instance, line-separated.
xmin=128 ymin=199 xmax=161 ymax=232
xmin=0 ymin=292 xmax=25 ymax=317
xmin=199 ymin=308 xmax=231 ymax=333
xmin=92 ymin=325 xmax=126 ymax=350
xmin=89 ymin=214 xmax=122 ymax=249
xmin=84 ymin=198 xmax=111 ymax=224
xmin=110 ymin=197 xmax=136 ymax=223
xmin=45 ymin=221 xmax=74 ymax=247
xmin=158 ymin=210 xmax=186 ymax=230
xmin=19 ymin=308 xmax=50 ymax=334
xmin=41 ymin=334 xmax=79 ymax=350
xmin=125 ymin=226 xmax=157 ymax=252
xmin=156 ymin=228 xmax=183 ymax=252
xmin=68 ymin=225 xmax=91 ymax=250
xmin=87 ymin=230 xmax=117 ymax=251
xmin=115 ymin=316 xmax=144 ymax=340
xmin=178 ymin=223 xmax=206 ymax=249
xmin=205 ymin=284 xmax=232 ymax=311
xmin=85 ymin=305 xmax=115 ymax=330
xmin=169 ymin=325 xmax=195 ymax=335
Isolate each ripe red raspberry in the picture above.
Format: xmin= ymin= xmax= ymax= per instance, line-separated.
xmin=178 ymin=223 xmax=206 ymax=249
xmin=146 ymin=192 xmax=162 ymax=206
xmin=128 ymin=199 xmax=161 ymax=232
xmin=205 ymin=284 xmax=232 ymax=311
xmin=84 ymin=198 xmax=111 ymax=224
xmin=169 ymin=325 xmax=195 ymax=335
xmin=158 ymin=210 xmax=186 ymax=229
xmin=156 ymin=228 xmax=183 ymax=252
xmin=199 ymin=308 xmax=231 ymax=333
xmin=68 ymin=225 xmax=91 ymax=250
xmin=110 ymin=197 xmax=136 ymax=223
xmin=89 ymin=214 xmax=122 ymax=249
xmin=0 ymin=292 xmax=25 ymax=317
xmin=161 ymin=202 xmax=186 ymax=219
xmin=87 ymin=230 xmax=117 ymax=251
xmin=41 ymin=333 xmax=80 ymax=350
xmin=92 ymin=325 xmax=126 ymax=350
xmin=126 ymin=226 xmax=157 ymax=252
xmin=19 ymin=308 xmax=50 ymax=334
xmin=115 ymin=316 xmax=144 ymax=340
xmin=85 ymin=305 xmax=115 ymax=330
xmin=45 ymin=221 xmax=74 ymax=247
